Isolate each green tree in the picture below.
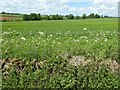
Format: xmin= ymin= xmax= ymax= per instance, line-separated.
xmin=82 ymin=14 xmax=86 ymax=19
xmin=23 ymin=14 xmax=30 ymax=21
xmin=88 ymin=13 xmax=95 ymax=18
xmin=94 ymin=14 xmax=100 ymax=18
xmin=37 ymin=13 xmax=42 ymax=20
xmin=51 ymin=15 xmax=56 ymax=20
xmin=2 ymin=11 xmax=6 ymax=14
xmin=75 ymin=16 xmax=80 ymax=19
xmin=44 ymin=15 xmax=51 ymax=20
xmin=58 ymin=15 xmax=63 ymax=20
xmin=30 ymin=13 xmax=38 ymax=20
xmin=51 ymin=14 xmax=59 ymax=20
xmin=104 ymin=15 xmax=109 ymax=18
xmin=68 ymin=14 xmax=74 ymax=19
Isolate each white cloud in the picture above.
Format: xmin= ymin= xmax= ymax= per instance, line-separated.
xmin=92 ymin=0 xmax=118 ymax=16
xmin=38 ymin=0 xmax=69 ymax=2
xmin=68 ymin=0 xmax=118 ymax=16
xmin=93 ymin=0 xmax=119 ymax=4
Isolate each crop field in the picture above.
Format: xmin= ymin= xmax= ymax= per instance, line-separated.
xmin=1 ymin=18 xmax=120 ymax=88
xmin=0 ymin=14 xmax=22 ymax=21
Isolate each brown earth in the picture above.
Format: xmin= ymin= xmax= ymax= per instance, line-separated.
xmin=1 ymin=56 xmax=119 ymax=80
xmin=0 ymin=16 xmax=22 ymax=21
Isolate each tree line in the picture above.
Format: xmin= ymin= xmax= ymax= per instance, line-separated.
xmin=1 ymin=11 xmax=111 ymax=21
xmin=1 ymin=11 xmax=21 ymax=15
xmin=23 ymin=13 xmax=110 ymax=21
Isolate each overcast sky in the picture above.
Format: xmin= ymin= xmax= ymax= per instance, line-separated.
xmin=1 ymin=0 xmax=119 ymax=17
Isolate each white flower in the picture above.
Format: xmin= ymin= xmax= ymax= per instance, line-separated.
xmin=3 ymin=31 xmax=10 ymax=35
xmin=52 ymin=41 xmax=55 ymax=44
xmin=74 ymin=40 xmax=76 ymax=42
xmin=13 ymin=30 xmax=16 ymax=32
xmin=100 ymin=32 xmax=102 ymax=35
xmin=84 ymin=28 xmax=87 ymax=30
xmin=104 ymin=38 xmax=108 ymax=42
xmin=74 ymin=40 xmax=79 ymax=43
xmin=96 ymin=34 xmax=99 ymax=36
xmin=58 ymin=42 xmax=61 ymax=45
xmin=114 ymin=31 xmax=116 ymax=34
xmin=96 ymin=38 xmax=99 ymax=41
xmin=43 ymin=40 xmax=45 ymax=42
xmin=80 ymin=36 xmax=87 ymax=39
xmin=21 ymin=37 xmax=26 ymax=40
xmin=76 ymin=40 xmax=80 ymax=42
xmin=50 ymin=35 xmax=53 ymax=37
xmin=67 ymin=31 xmax=70 ymax=33
xmin=59 ymin=33 xmax=61 ymax=35
xmin=65 ymin=31 xmax=70 ymax=34
xmin=38 ymin=32 xmax=44 ymax=36
xmin=47 ymin=38 xmax=49 ymax=41
xmin=103 ymin=34 xmax=105 ymax=36
xmin=106 ymin=31 xmax=110 ymax=33
xmin=0 ymin=38 xmax=2 ymax=42
xmin=95 ymin=40 xmax=98 ymax=42
xmin=86 ymin=40 xmax=89 ymax=42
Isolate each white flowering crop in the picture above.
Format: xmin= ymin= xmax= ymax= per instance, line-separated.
xmin=21 ymin=37 xmax=26 ymax=40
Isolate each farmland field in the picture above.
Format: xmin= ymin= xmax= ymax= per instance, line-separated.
xmin=1 ymin=18 xmax=120 ymax=88
xmin=0 ymin=14 xmax=22 ymax=21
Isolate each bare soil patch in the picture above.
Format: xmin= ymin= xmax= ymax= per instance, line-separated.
xmin=0 ymin=16 xmax=21 ymax=21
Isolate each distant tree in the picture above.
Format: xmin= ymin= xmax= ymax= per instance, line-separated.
xmin=88 ymin=13 xmax=95 ymax=18
xmin=2 ymin=11 xmax=6 ymax=14
xmin=51 ymin=15 xmax=56 ymax=20
xmin=37 ymin=13 xmax=42 ymax=20
xmin=75 ymin=16 xmax=80 ymax=19
xmin=56 ymin=14 xmax=59 ymax=20
xmin=10 ymin=13 xmax=14 ymax=15
xmin=64 ymin=15 xmax=69 ymax=19
xmin=94 ymin=14 xmax=100 ymax=18
xmin=82 ymin=14 xmax=87 ymax=19
xmin=68 ymin=14 xmax=74 ymax=19
xmin=14 ymin=12 xmax=21 ymax=15
xmin=44 ymin=15 xmax=51 ymax=20
xmin=58 ymin=15 xmax=64 ymax=20
xmin=23 ymin=13 xmax=102 ymax=21
xmin=23 ymin=14 xmax=30 ymax=21
xmin=104 ymin=15 xmax=109 ymax=18
xmin=51 ymin=15 xmax=54 ymax=20
xmin=101 ymin=15 xmax=104 ymax=18
xmin=30 ymin=13 xmax=38 ymax=20
xmin=51 ymin=14 xmax=59 ymax=20
xmin=41 ymin=16 xmax=45 ymax=20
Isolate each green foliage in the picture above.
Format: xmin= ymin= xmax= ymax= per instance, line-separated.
xmin=2 ymin=18 xmax=119 ymax=88
xmin=2 ymin=59 xmax=119 ymax=88
xmin=88 ymin=13 xmax=95 ymax=19
xmin=23 ymin=13 xmax=42 ymax=21
xmin=22 ymin=13 xmax=102 ymax=21
xmin=37 ymin=13 xmax=42 ymax=20
xmin=23 ymin=14 xmax=30 ymax=21
xmin=67 ymin=14 xmax=74 ymax=19
xmin=95 ymin=14 xmax=100 ymax=18
xmin=88 ymin=13 xmax=100 ymax=19
xmin=43 ymin=15 xmax=51 ymax=20
xmin=51 ymin=14 xmax=63 ymax=20
xmin=82 ymin=14 xmax=87 ymax=19
xmin=75 ymin=16 xmax=80 ymax=19
xmin=30 ymin=13 xmax=38 ymax=20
